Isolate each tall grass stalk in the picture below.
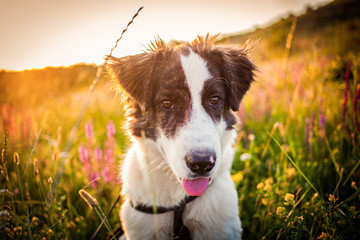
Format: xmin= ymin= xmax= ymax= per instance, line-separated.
xmin=90 ymin=194 xmax=122 ymax=240
xmin=79 ymin=189 xmax=114 ymax=238
xmin=281 ymin=17 xmax=297 ymax=73
xmin=1 ymin=131 xmax=17 ymax=218
xmin=333 ymin=188 xmax=360 ymax=211
xmin=35 ymin=164 xmax=48 ymax=206
xmin=50 ymin=5 xmax=144 ymax=203
xmin=14 ymin=152 xmax=24 ymax=202
xmin=141 ymin=130 xmax=160 ymax=240
xmin=21 ymin=128 xmax=42 ymax=184
xmin=260 ymin=122 xmax=279 ymax=159
xmin=268 ymin=132 xmax=318 ymax=193
xmin=50 ymin=65 xmax=104 ymax=201
xmin=95 ymin=205 xmax=114 ymax=237
xmin=47 ymin=133 xmax=54 ymax=167
xmin=324 ymin=136 xmax=341 ymax=177
xmin=26 ymin=208 xmax=33 ymax=240
xmin=343 ymin=159 xmax=360 ymax=186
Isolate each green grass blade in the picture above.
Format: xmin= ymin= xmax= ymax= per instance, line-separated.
xmin=268 ymin=132 xmax=318 ymax=193
xmin=49 ymin=65 xmax=104 ymax=202
xmin=325 ymin=136 xmax=341 ymax=178
xmin=333 ymin=188 xmax=360 ymax=211
xmin=26 ymin=209 xmax=33 ymax=240
xmin=21 ymin=128 xmax=42 ymax=184
xmin=343 ymin=158 xmax=360 ymax=187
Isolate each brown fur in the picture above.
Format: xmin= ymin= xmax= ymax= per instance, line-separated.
xmin=108 ymin=34 xmax=255 ymax=138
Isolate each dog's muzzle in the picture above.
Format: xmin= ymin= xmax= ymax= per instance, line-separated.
xmin=185 ymin=149 xmax=216 ymax=176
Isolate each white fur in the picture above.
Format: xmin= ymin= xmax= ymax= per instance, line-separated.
xmin=119 ymin=50 xmax=242 ymax=239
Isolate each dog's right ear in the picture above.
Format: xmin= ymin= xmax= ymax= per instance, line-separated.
xmin=108 ymin=53 xmax=157 ymax=110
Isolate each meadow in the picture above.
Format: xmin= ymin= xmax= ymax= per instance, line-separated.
xmin=1 ymin=1 xmax=360 ymax=239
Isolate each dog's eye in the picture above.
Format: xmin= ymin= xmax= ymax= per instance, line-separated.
xmin=161 ymin=100 xmax=173 ymax=109
xmin=209 ymin=96 xmax=220 ymax=105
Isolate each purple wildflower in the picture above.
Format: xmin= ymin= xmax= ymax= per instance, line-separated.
xmin=342 ymin=60 xmax=351 ymax=128
xmin=90 ymin=172 xmax=100 ymax=188
xmin=94 ymin=147 xmax=102 ymax=163
xmin=354 ymin=84 xmax=360 ymax=135
xmin=106 ymin=119 xmax=116 ymax=139
xmin=103 ymin=147 xmax=116 ymax=183
xmin=102 ymin=120 xmax=117 ymax=183
xmin=305 ymin=113 xmax=315 ymax=155
xmin=101 ymin=166 xmax=112 ymax=183
xmin=79 ymin=145 xmax=89 ymax=164
xmin=85 ymin=121 xmax=94 ymax=140
xmin=318 ymin=97 xmax=326 ymax=139
xmin=79 ymin=119 xmax=119 ymax=186
xmin=79 ymin=144 xmax=92 ymax=181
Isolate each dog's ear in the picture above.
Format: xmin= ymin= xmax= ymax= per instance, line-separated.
xmin=108 ymin=52 xmax=157 ymax=110
xmin=221 ymin=47 xmax=256 ymax=111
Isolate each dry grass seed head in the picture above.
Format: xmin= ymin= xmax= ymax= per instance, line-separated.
xmin=14 ymin=152 xmax=19 ymax=165
xmin=79 ymin=189 xmax=98 ymax=209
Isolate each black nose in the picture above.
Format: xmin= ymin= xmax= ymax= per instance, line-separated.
xmin=185 ymin=150 xmax=216 ymax=175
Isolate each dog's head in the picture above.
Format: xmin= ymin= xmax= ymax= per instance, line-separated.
xmin=110 ymin=35 xmax=255 ymax=196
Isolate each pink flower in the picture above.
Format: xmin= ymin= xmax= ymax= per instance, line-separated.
xmin=94 ymin=147 xmax=102 ymax=163
xmin=90 ymin=172 xmax=100 ymax=188
xmin=104 ymin=149 xmax=113 ymax=163
xmin=342 ymin=60 xmax=351 ymax=128
xmin=354 ymin=84 xmax=360 ymax=135
xmin=106 ymin=120 xmax=116 ymax=139
xmin=318 ymin=97 xmax=326 ymax=138
xmin=85 ymin=121 xmax=94 ymax=140
xmin=79 ymin=119 xmax=119 ymax=186
xmin=102 ymin=166 xmax=113 ymax=183
xmin=79 ymin=145 xmax=89 ymax=164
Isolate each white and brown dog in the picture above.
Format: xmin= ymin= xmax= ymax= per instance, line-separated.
xmin=109 ymin=34 xmax=255 ymax=240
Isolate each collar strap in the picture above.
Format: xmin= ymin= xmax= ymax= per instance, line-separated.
xmin=130 ymin=195 xmax=198 ymax=240
xmin=130 ymin=195 xmax=198 ymax=214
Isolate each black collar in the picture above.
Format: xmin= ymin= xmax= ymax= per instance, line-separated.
xmin=129 ymin=195 xmax=198 ymax=240
xmin=130 ymin=195 xmax=198 ymax=214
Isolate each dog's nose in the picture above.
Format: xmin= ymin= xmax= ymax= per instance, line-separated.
xmin=185 ymin=150 xmax=216 ymax=175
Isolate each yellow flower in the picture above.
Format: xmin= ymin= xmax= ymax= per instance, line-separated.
xmin=231 ymin=172 xmax=243 ymax=183
xmin=349 ymin=206 xmax=356 ymax=212
xmin=263 ymin=178 xmax=273 ymax=192
xmin=296 ymin=215 xmax=304 ymax=223
xmin=286 ymin=167 xmax=296 ymax=179
xmin=31 ymin=216 xmax=39 ymax=226
xmin=284 ymin=193 xmax=295 ymax=206
xmin=328 ymin=194 xmax=338 ymax=203
xmin=261 ymin=198 xmax=268 ymax=206
xmin=317 ymin=232 xmax=328 ymax=239
xmin=313 ymin=193 xmax=319 ymax=199
xmin=257 ymin=182 xmax=264 ymax=190
xmin=276 ymin=207 xmax=286 ymax=218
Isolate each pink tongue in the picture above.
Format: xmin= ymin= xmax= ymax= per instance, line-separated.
xmin=182 ymin=178 xmax=210 ymax=196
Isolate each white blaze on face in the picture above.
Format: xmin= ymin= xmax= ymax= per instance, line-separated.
xmin=180 ymin=50 xmax=210 ymax=104
xmin=156 ymin=49 xmax=225 ymax=179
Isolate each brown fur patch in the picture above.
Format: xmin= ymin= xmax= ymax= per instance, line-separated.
xmin=109 ymin=34 xmax=255 ymax=139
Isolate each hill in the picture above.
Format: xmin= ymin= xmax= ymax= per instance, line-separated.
xmin=217 ymin=0 xmax=360 ymax=61
xmin=0 ymin=64 xmax=102 ymax=106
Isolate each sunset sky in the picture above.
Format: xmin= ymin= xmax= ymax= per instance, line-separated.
xmin=1 ymin=0 xmax=332 ymax=71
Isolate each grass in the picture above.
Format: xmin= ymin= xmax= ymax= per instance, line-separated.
xmin=1 ymin=6 xmax=360 ymax=240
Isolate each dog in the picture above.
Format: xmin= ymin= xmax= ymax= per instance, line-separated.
xmin=109 ymin=34 xmax=255 ymax=240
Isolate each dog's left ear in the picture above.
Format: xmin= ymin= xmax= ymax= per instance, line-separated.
xmin=108 ymin=53 xmax=157 ymax=110
xmin=221 ymin=47 xmax=256 ymax=111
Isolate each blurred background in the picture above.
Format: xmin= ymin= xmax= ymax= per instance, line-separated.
xmin=1 ymin=0 xmax=360 ymax=239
